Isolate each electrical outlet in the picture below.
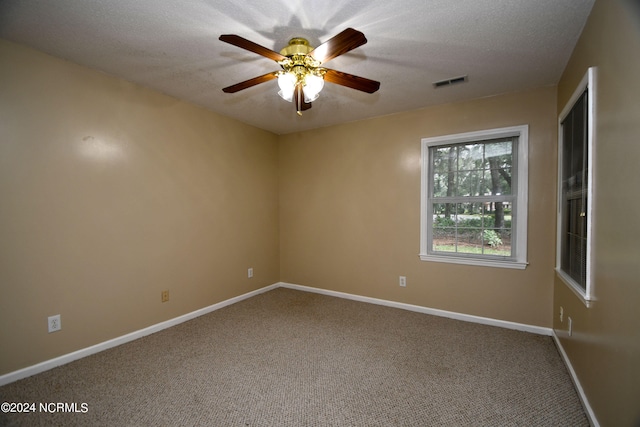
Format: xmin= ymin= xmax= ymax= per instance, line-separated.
xmin=568 ymin=317 xmax=573 ymax=336
xmin=248 ymin=267 xmax=253 ymax=278
xmin=560 ymin=306 xmax=564 ymax=323
xmin=161 ymin=290 xmax=169 ymax=303
xmin=48 ymin=314 xmax=61 ymax=333
xmin=399 ymin=276 xmax=407 ymax=287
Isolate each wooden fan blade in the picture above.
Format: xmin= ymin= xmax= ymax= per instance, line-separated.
xmin=222 ymin=72 xmax=278 ymax=93
xmin=323 ymin=69 xmax=380 ymax=93
xmin=294 ymin=84 xmax=312 ymax=115
xmin=219 ymin=34 xmax=287 ymax=62
xmin=308 ymin=28 xmax=367 ymax=64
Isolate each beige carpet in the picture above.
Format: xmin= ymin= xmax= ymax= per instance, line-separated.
xmin=0 ymin=287 xmax=588 ymax=426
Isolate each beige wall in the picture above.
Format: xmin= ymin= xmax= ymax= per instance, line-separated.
xmin=554 ymin=0 xmax=640 ymax=425
xmin=280 ymin=86 xmax=558 ymax=328
xmin=0 ymin=39 xmax=280 ymax=375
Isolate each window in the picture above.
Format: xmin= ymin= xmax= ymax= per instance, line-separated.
xmin=557 ymin=67 xmax=595 ymax=303
xmin=420 ymin=126 xmax=529 ymax=269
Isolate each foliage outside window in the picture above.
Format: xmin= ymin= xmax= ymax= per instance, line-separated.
xmin=420 ymin=126 xmax=528 ymax=269
xmin=557 ymin=67 xmax=595 ymax=304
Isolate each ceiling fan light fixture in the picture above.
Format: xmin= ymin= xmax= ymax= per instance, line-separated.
xmin=278 ymin=69 xmax=325 ymax=104
xmin=302 ymin=73 xmax=324 ymax=103
xmin=276 ymin=37 xmax=327 ymax=107
xmin=277 ymin=72 xmax=297 ymax=102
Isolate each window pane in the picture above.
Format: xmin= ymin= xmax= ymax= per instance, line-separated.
xmin=569 ymin=234 xmax=587 ymax=285
xmin=460 ymin=143 xmax=485 ymax=165
xmin=433 ymin=173 xmax=448 ymax=198
xmin=455 ymin=202 xmax=482 ymax=254
xmin=484 ymin=140 xmax=512 ymax=159
xmin=432 ymin=146 xmax=457 ymax=198
xmin=483 ymin=228 xmax=511 ymax=256
xmin=431 ymin=201 xmax=513 ymax=256
xmin=433 ymin=146 xmax=456 ymax=174
xmin=570 ymin=94 xmax=586 ymax=189
xmin=433 ymin=172 xmax=458 ymax=198
xmin=433 ymin=227 xmax=457 ymax=253
xmin=457 ymin=170 xmax=484 ymax=196
xmin=433 ymin=203 xmax=457 ymax=252
xmin=562 ymin=195 xmax=587 ymax=285
xmin=485 ymin=141 xmax=513 ymax=196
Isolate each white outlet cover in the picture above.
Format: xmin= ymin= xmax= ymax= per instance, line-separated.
xmin=48 ymin=314 xmax=61 ymax=333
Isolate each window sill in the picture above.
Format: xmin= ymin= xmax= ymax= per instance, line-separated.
xmin=419 ymin=254 xmax=528 ymax=270
xmin=555 ymin=269 xmax=593 ymax=308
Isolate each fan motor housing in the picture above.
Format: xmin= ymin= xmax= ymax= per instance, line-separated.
xmin=280 ymin=37 xmax=313 ymax=57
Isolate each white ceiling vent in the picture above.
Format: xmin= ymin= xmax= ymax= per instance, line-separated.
xmin=433 ymin=75 xmax=468 ymax=88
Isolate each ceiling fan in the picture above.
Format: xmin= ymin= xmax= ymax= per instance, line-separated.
xmin=219 ymin=28 xmax=380 ymax=115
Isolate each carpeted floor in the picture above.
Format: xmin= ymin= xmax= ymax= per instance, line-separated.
xmin=0 ymin=287 xmax=589 ymax=426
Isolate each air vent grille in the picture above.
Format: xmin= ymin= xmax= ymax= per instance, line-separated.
xmin=433 ymin=75 xmax=468 ymax=88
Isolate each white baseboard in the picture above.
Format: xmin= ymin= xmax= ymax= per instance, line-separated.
xmin=0 ymin=283 xmax=279 ymax=387
xmin=1 ymin=281 xmax=553 ymax=387
xmin=552 ymin=331 xmax=599 ymax=427
xmin=278 ymin=282 xmax=553 ymax=336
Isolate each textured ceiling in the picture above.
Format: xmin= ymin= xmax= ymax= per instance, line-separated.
xmin=0 ymin=0 xmax=595 ymax=134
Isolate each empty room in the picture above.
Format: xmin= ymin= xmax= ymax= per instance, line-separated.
xmin=1 ymin=0 xmax=639 ymax=425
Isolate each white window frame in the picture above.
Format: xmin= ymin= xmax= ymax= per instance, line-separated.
xmin=556 ymin=67 xmax=596 ymax=306
xmin=420 ymin=125 xmax=529 ymax=269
